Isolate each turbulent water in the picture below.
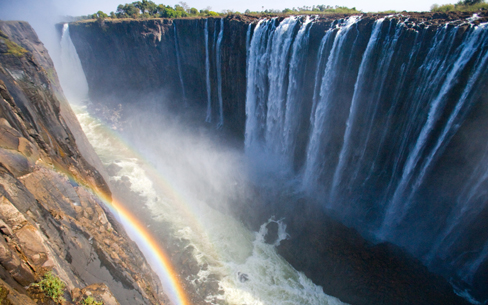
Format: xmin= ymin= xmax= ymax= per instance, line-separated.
xmin=60 ymin=24 xmax=346 ymax=305
xmin=245 ymin=15 xmax=488 ymax=296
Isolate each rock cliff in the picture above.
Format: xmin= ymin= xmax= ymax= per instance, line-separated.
xmin=0 ymin=21 xmax=168 ymax=305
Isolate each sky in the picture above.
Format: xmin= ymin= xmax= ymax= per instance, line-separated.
xmin=1 ymin=0 xmax=456 ymax=20
xmin=0 ymin=0 xmax=455 ymax=67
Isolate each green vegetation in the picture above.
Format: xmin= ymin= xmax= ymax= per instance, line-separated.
xmin=79 ymin=1 xmax=362 ymax=20
xmin=35 ymin=272 xmax=66 ymax=303
xmin=81 ymin=296 xmax=103 ymax=305
xmin=80 ymin=0 xmax=222 ymax=20
xmin=0 ymin=285 xmax=7 ymax=302
xmin=0 ymin=30 xmax=28 ymax=57
xmin=431 ymin=0 xmax=488 ymax=12
xmin=247 ymin=5 xmax=361 ymax=15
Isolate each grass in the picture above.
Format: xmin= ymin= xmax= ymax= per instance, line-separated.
xmin=81 ymin=296 xmax=103 ymax=305
xmin=0 ymin=285 xmax=7 ymax=302
xmin=0 ymin=30 xmax=28 ymax=57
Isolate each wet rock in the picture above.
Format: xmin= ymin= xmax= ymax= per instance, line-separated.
xmin=237 ymin=272 xmax=249 ymax=283
xmin=264 ymin=221 xmax=279 ymax=245
xmin=73 ymin=283 xmax=121 ymax=305
xmin=0 ymin=278 xmax=37 ymax=305
xmin=0 ymin=125 xmax=20 ymax=150
xmin=11 ymin=262 xmax=36 ymax=286
xmin=0 ymin=21 xmax=169 ymax=305
xmin=0 ymin=196 xmax=28 ymax=230
xmin=106 ymin=162 xmax=122 ymax=176
xmin=15 ymin=225 xmax=49 ymax=266
xmin=0 ymin=219 xmax=13 ymax=236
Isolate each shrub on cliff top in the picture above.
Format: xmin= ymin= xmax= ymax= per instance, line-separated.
xmin=431 ymin=0 xmax=488 ymax=11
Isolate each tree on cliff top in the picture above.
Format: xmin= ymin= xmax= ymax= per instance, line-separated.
xmin=431 ymin=0 xmax=487 ymax=11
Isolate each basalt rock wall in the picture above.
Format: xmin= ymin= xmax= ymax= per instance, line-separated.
xmin=0 ymin=21 xmax=168 ymax=305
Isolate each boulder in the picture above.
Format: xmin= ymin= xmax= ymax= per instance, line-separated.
xmin=73 ymin=283 xmax=121 ymax=305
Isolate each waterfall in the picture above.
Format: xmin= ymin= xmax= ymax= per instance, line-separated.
xmin=379 ymin=23 xmax=488 ymax=237
xmin=264 ymin=16 xmax=299 ymax=157
xmin=59 ymin=23 xmax=89 ymax=103
xmin=282 ymin=17 xmax=312 ymax=167
xmin=302 ymin=16 xmax=361 ymax=193
xmin=205 ymin=19 xmax=212 ymax=122
xmin=204 ymin=18 xmax=224 ymax=127
xmin=173 ymin=23 xmax=186 ymax=102
xmin=244 ymin=16 xmax=488 ymax=296
xmin=329 ymin=19 xmax=387 ymax=206
xmin=245 ymin=19 xmax=276 ymax=151
xmin=245 ymin=16 xmax=314 ymax=171
xmin=216 ymin=18 xmax=224 ymax=128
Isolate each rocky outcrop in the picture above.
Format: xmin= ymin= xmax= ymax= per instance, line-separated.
xmin=0 ymin=21 xmax=168 ymax=305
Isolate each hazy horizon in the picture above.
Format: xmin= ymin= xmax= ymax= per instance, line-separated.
xmin=2 ymin=0 xmax=458 ymax=21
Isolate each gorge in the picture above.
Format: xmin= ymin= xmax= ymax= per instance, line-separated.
xmin=1 ymin=9 xmax=488 ymax=305
xmin=65 ymin=12 xmax=488 ymax=304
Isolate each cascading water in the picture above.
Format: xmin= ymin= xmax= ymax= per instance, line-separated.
xmin=216 ymin=18 xmax=224 ymax=128
xmin=244 ymin=16 xmax=488 ymax=301
xmin=301 ymin=16 xmax=361 ymax=193
xmin=204 ymin=18 xmax=225 ymax=127
xmin=59 ymin=24 xmax=89 ymax=103
xmin=205 ymin=19 xmax=212 ymax=123
xmin=173 ymin=23 xmax=186 ymax=102
xmin=245 ymin=16 xmax=314 ymax=170
xmin=60 ymin=19 xmax=346 ymax=305
xmin=379 ymin=23 xmax=488 ymax=237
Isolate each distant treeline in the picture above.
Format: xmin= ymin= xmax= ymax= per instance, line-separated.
xmin=77 ymin=0 xmax=487 ymax=21
xmin=78 ymin=0 xmax=361 ymax=20
xmin=431 ymin=0 xmax=487 ymax=12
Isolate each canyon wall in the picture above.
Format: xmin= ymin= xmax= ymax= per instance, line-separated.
xmin=68 ymin=12 xmax=488 ymax=304
xmin=0 ymin=21 xmax=168 ymax=305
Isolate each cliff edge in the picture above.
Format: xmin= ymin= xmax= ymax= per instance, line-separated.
xmin=0 ymin=20 xmax=168 ymax=305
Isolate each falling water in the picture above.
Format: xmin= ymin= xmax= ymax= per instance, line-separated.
xmin=244 ymin=16 xmax=488 ymax=300
xmin=245 ymin=16 xmax=314 ymax=171
xmin=173 ymin=23 xmax=186 ymax=102
xmin=379 ymin=23 xmax=488 ymax=236
xmin=205 ymin=19 xmax=212 ymax=123
xmin=245 ymin=19 xmax=276 ymax=151
xmin=264 ymin=16 xmax=299 ymax=157
xmin=216 ymin=18 xmax=224 ymax=128
xmin=282 ymin=17 xmax=312 ymax=167
xmin=59 ymin=24 xmax=89 ymax=103
xmin=301 ymin=16 xmax=361 ymax=193
xmin=329 ymin=19 xmax=386 ymax=206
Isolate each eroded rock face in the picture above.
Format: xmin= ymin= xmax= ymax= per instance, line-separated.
xmin=72 ymin=283 xmax=121 ymax=305
xmin=0 ymin=21 xmax=168 ymax=305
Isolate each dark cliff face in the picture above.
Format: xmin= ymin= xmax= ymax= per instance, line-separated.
xmin=0 ymin=21 xmax=168 ymax=305
xmin=68 ymin=17 xmax=249 ymax=137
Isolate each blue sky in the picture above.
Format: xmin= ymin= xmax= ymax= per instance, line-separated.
xmin=0 ymin=0 xmax=456 ymax=62
xmin=1 ymin=0 xmax=456 ymax=20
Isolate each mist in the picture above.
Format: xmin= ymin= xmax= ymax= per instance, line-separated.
xmin=3 ymin=2 xmax=488 ymax=304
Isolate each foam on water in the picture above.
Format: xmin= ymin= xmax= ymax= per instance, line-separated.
xmin=72 ymin=104 xmax=347 ymax=305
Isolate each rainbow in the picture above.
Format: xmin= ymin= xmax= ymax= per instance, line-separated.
xmin=95 ymin=191 xmax=191 ymax=305
xmin=50 ymin=150 xmax=192 ymax=304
